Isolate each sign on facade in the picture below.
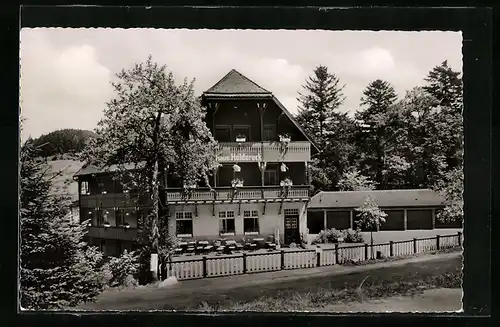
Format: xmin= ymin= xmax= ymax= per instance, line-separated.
xmin=216 ymin=153 xmax=262 ymax=162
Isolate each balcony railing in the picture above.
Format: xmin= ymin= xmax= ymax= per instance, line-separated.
xmin=86 ymin=226 xmax=138 ymax=241
xmin=216 ymin=141 xmax=310 ymax=163
xmin=166 ymin=186 xmax=310 ymax=203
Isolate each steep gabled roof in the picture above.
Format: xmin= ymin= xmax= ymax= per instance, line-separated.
xmin=308 ymin=189 xmax=446 ymax=209
xmin=203 ymin=69 xmax=319 ymax=152
xmin=204 ymin=69 xmax=271 ymax=95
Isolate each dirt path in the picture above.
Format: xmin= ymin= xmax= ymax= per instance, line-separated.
xmin=78 ymin=252 xmax=462 ymax=311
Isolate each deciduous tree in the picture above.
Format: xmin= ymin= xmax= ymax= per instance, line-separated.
xmin=355 ymin=196 xmax=387 ymax=259
xmin=82 ymin=56 xmax=218 ymax=283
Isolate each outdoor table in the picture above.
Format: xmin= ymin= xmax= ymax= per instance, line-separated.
xmin=249 ymin=243 xmax=257 ymax=251
xmin=198 ymin=241 xmax=209 ymax=246
xmin=179 ymin=242 xmax=188 ymax=249
xmin=174 ymin=248 xmax=183 ymax=256
xmin=216 ymin=246 xmax=225 ymax=255
xmin=267 ymin=243 xmax=276 ymax=251
xmin=235 ymin=243 xmax=244 ymax=251
xmin=203 ymin=245 xmax=213 ymax=254
xmin=196 ymin=246 xmax=204 ymax=254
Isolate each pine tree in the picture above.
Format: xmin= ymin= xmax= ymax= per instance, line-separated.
xmin=355 ymin=80 xmax=399 ymax=188
xmin=423 ymin=61 xmax=463 ymax=170
xmin=20 ymin=138 xmax=106 ymax=310
xmin=82 ymin=56 xmax=218 ymax=283
xmin=296 ymin=65 xmax=346 ymax=146
xmin=423 ymin=60 xmax=463 ymax=114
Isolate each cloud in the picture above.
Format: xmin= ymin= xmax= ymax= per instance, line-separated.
xmin=20 ymin=29 xmax=112 ymax=139
xmin=358 ymin=47 xmax=396 ymax=76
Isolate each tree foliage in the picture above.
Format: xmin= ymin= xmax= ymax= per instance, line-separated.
xmin=337 ymin=169 xmax=377 ymax=191
xmin=31 ymin=129 xmax=96 ymax=158
xmin=81 ymin=56 xmax=218 ymax=282
xmin=20 ymin=138 xmax=106 ymax=309
xmin=355 ymin=196 xmax=387 ymax=258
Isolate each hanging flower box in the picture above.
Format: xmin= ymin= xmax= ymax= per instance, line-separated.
xmin=279 ymin=134 xmax=291 ymax=143
xmin=280 ymin=163 xmax=288 ymax=172
xmin=280 ymin=178 xmax=293 ymax=187
xmin=183 ymin=182 xmax=197 ymax=189
xmin=103 ymin=221 xmax=111 ymax=228
xmin=235 ymin=134 xmax=247 ymax=143
xmin=233 ymin=164 xmax=241 ymax=172
xmin=231 ymin=178 xmax=244 ymax=188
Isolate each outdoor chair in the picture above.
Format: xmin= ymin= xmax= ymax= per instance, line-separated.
xmin=249 ymin=243 xmax=257 ymax=251
xmin=267 ymin=243 xmax=277 ymax=251
xmin=186 ymin=246 xmax=195 ymax=255
xmin=179 ymin=242 xmax=188 ymax=251
xmin=195 ymin=245 xmax=204 ymax=254
xmin=235 ymin=243 xmax=244 ymax=252
xmin=174 ymin=248 xmax=183 ymax=256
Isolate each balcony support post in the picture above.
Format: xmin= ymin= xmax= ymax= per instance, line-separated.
xmin=211 ymin=102 xmax=220 ymax=136
xmin=279 ymin=200 xmax=284 ymax=215
xmin=238 ymin=201 xmax=241 ymax=217
xmin=212 ymin=202 xmax=215 ymax=217
xmin=263 ymin=202 xmax=267 ymax=216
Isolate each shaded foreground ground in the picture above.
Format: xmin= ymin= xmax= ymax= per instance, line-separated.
xmin=78 ymin=251 xmax=462 ymax=311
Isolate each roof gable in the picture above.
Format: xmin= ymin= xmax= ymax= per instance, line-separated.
xmin=309 ymin=189 xmax=446 ymax=209
xmin=204 ymin=69 xmax=271 ymax=95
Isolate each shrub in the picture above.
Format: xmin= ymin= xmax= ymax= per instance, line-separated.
xmin=103 ymin=250 xmax=140 ymax=288
xmin=342 ymin=228 xmax=364 ymax=243
xmin=314 ymin=228 xmax=344 ymax=244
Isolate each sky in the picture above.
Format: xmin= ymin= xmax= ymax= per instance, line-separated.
xmin=19 ymin=29 xmax=462 ymax=139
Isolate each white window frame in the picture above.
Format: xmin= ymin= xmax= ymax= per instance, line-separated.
xmin=243 ymin=210 xmax=260 ymax=235
xmin=219 ymin=211 xmax=236 ymax=236
xmin=175 ymin=211 xmax=193 ymax=238
xmin=80 ymin=181 xmax=90 ymax=195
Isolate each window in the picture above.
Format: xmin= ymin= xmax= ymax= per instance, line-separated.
xmin=99 ymin=239 xmax=106 ymax=252
xmin=264 ymin=168 xmax=277 ymax=185
xmin=97 ymin=209 xmax=106 ymax=226
xmin=307 ymin=211 xmax=325 ymax=234
xmin=80 ymin=181 xmax=89 ymax=195
xmin=326 ymin=211 xmax=351 ymax=230
xmin=176 ymin=211 xmax=193 ymax=237
xmin=380 ymin=210 xmax=405 ymax=231
xmin=116 ymin=241 xmax=122 ymax=256
xmin=263 ymin=125 xmax=277 ymax=141
xmin=407 ymin=209 xmax=433 ymax=230
xmin=233 ymin=125 xmax=251 ymax=141
xmin=215 ymin=126 xmax=231 ymax=142
xmin=244 ymin=210 xmax=259 ymax=234
xmin=116 ymin=209 xmax=125 ymax=227
xmin=219 ymin=211 xmax=235 ymax=235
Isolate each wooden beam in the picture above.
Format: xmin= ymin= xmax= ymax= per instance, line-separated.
xmin=263 ymin=202 xmax=267 ymax=216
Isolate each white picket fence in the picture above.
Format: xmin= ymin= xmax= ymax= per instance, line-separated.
xmin=163 ymin=233 xmax=461 ymax=281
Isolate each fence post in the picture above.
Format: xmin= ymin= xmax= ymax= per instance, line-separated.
xmin=458 ymin=232 xmax=462 ymax=247
xmin=316 ymin=251 xmax=321 ymax=267
xmin=413 ymin=238 xmax=417 ymax=253
xmin=364 ymin=243 xmax=368 ymax=261
xmin=280 ymin=250 xmax=285 ymax=270
xmin=389 ymin=241 xmax=394 ymax=257
xmin=242 ymin=253 xmax=247 ymax=274
xmin=335 ymin=244 xmax=339 ymax=264
xmin=202 ymin=256 xmax=207 ymax=278
xmin=436 ymin=235 xmax=441 ymax=250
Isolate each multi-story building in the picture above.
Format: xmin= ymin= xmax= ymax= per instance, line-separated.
xmin=74 ymin=69 xmax=317 ymax=256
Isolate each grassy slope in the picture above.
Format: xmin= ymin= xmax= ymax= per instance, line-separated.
xmin=45 ymin=159 xmax=85 ymax=201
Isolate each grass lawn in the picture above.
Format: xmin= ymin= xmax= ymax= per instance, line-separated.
xmin=78 ymin=250 xmax=462 ymax=311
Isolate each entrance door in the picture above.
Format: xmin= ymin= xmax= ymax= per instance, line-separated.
xmin=284 ymin=209 xmax=300 ymax=245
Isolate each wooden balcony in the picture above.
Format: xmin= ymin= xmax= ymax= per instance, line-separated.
xmin=79 ymin=193 xmax=148 ymax=208
xmin=166 ymin=186 xmax=310 ymax=204
xmin=216 ymin=141 xmax=310 ymax=163
xmin=86 ymin=226 xmax=138 ymax=241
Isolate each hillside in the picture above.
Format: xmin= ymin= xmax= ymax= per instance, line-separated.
xmin=44 ymin=159 xmax=85 ymax=202
xmin=32 ymin=129 xmax=96 ymax=158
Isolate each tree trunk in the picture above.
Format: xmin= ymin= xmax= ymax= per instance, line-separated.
xmin=370 ymin=231 xmax=374 ymax=259
xmin=151 ymin=159 xmax=160 ymax=282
